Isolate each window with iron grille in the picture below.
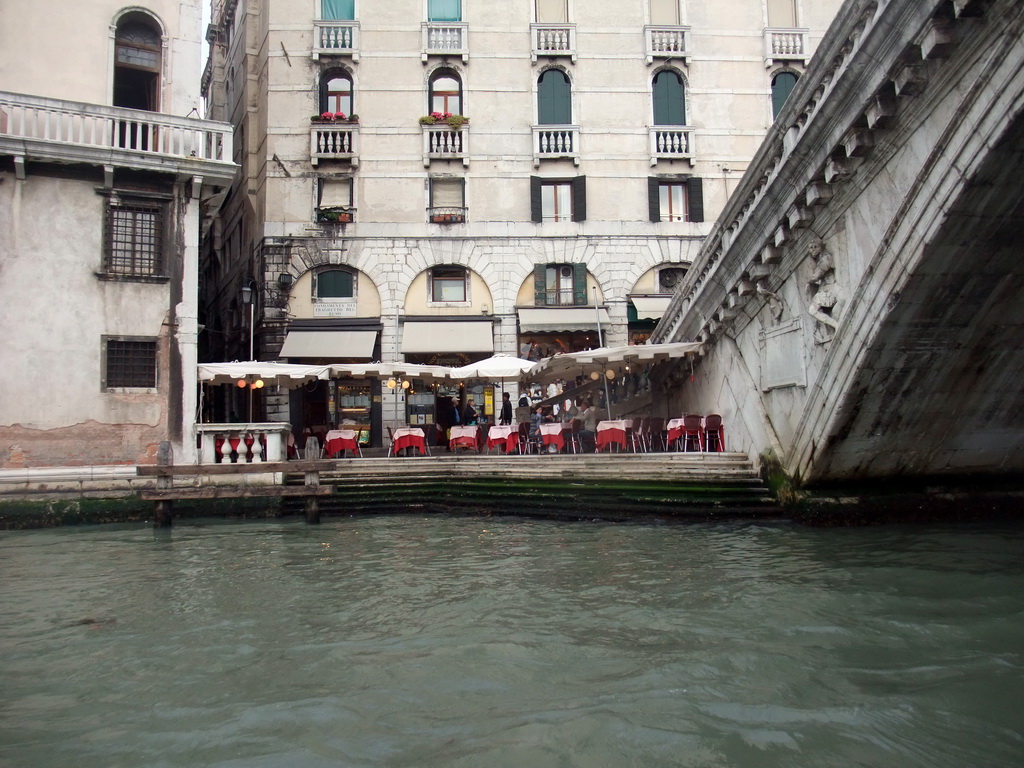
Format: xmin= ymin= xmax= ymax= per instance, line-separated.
xmin=104 ymin=337 xmax=158 ymax=388
xmin=104 ymin=198 xmax=165 ymax=277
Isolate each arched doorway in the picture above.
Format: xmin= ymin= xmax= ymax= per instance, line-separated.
xmin=113 ymin=12 xmax=162 ymax=112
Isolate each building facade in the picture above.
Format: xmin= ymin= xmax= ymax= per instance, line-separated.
xmin=0 ymin=1 xmax=236 ymax=468
xmin=200 ymin=0 xmax=841 ymax=446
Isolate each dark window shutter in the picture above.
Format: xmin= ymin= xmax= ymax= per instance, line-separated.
xmin=530 ymin=176 xmax=543 ymax=222
xmin=687 ymin=177 xmax=704 ymax=222
xmin=533 ymin=263 xmax=547 ymax=305
xmin=653 ymin=70 xmax=685 ymax=126
xmin=571 ymin=175 xmax=587 ymax=222
xmin=648 ymin=177 xmax=661 ymax=222
xmin=573 ymin=263 xmax=588 ymax=306
xmin=771 ymin=71 xmax=799 ymax=120
xmin=538 ymin=69 xmax=571 ymax=125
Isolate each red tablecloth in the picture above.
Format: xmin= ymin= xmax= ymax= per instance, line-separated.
xmin=596 ymin=420 xmax=628 ymax=452
xmin=449 ymin=425 xmax=480 ymax=451
xmin=392 ymin=427 xmax=427 ymax=456
xmin=487 ymin=425 xmax=517 ymax=453
xmin=539 ymin=422 xmax=566 ymax=452
xmin=325 ymin=429 xmax=360 ymax=457
xmin=666 ymin=418 xmax=685 ymax=447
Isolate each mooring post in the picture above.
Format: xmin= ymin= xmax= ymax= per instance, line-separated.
xmin=153 ymin=441 xmax=174 ymax=527
xmin=305 ymin=466 xmax=321 ymax=524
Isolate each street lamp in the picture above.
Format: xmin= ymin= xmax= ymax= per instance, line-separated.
xmin=240 ymin=282 xmax=255 ymax=361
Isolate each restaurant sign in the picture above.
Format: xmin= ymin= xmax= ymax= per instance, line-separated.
xmin=313 ymin=299 xmax=357 ymax=317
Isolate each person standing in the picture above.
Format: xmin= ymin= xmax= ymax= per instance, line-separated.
xmin=499 ymin=392 xmax=513 ymax=425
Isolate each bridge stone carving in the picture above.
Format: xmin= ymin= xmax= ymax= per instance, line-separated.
xmin=653 ymin=0 xmax=1024 ymax=484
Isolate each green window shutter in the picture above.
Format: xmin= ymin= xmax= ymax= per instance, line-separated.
xmin=653 ymin=71 xmax=685 ymax=126
xmin=530 ymin=176 xmax=543 ymax=222
xmin=772 ymin=71 xmax=799 ymax=120
xmin=573 ymin=263 xmax=588 ymax=306
xmin=687 ymin=177 xmax=704 ymax=222
xmin=648 ymin=177 xmax=661 ymax=222
xmin=428 ymin=0 xmax=461 ymax=22
xmin=533 ymin=264 xmax=547 ymax=305
xmin=322 ymin=0 xmax=355 ymax=20
xmin=538 ymin=70 xmax=571 ymax=125
xmin=571 ymin=175 xmax=587 ymax=222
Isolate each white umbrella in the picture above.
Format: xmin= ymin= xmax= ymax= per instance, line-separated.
xmin=447 ymin=354 xmax=537 ymax=381
xmin=197 ymin=361 xmax=331 ymax=388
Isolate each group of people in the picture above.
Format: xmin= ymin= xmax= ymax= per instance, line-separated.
xmin=528 ymin=397 xmax=601 ymax=453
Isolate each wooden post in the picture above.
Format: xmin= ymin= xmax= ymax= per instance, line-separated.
xmin=154 ymin=441 xmax=174 ymax=527
xmin=305 ymin=467 xmax=321 ymax=524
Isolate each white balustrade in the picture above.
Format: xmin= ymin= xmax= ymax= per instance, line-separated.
xmin=422 ymin=22 xmax=468 ymax=62
xmin=531 ymin=23 xmax=576 ymax=62
xmin=313 ymin=20 xmax=359 ymax=59
xmin=644 ymin=26 xmax=690 ymax=64
xmin=0 ymin=91 xmax=233 ymax=166
xmin=649 ymin=126 xmax=694 ymax=164
xmin=764 ymin=28 xmax=809 ymax=64
xmin=196 ymin=423 xmax=293 ymax=464
xmin=422 ymin=123 xmax=468 ymax=165
xmin=532 ymin=125 xmax=580 ymax=164
xmin=310 ymin=123 xmax=359 ymax=165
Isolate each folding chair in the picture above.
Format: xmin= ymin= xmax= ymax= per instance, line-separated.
xmin=681 ymin=414 xmax=704 ymax=452
xmin=647 ymin=416 xmax=666 ymax=452
xmin=704 ymin=414 xmax=725 ymax=452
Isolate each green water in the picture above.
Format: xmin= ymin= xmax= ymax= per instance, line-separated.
xmin=1 ymin=517 xmax=1022 ymax=767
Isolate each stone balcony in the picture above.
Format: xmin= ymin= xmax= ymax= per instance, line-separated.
xmin=531 ymin=23 xmax=576 ymax=62
xmin=313 ymin=20 xmax=360 ymax=60
xmin=532 ymin=125 xmax=580 ymax=166
xmin=310 ymin=122 xmax=359 ymax=165
xmin=649 ymin=126 xmax=695 ymax=165
xmin=644 ymin=26 xmax=691 ymax=65
xmin=422 ymin=123 xmax=469 ymax=166
xmin=764 ymin=27 xmax=809 ymax=66
xmin=422 ymin=22 xmax=468 ymax=62
xmin=0 ymin=91 xmax=235 ymax=183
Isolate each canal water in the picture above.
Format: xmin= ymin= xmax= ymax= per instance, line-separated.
xmin=1 ymin=516 xmax=1021 ymax=767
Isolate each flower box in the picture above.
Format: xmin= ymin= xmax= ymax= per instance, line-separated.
xmin=311 ymin=112 xmax=359 ymax=124
xmin=318 ymin=209 xmax=352 ymax=223
xmin=418 ymin=112 xmax=469 ymax=130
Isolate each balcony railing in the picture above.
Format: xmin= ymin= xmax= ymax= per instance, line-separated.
xmin=422 ymin=22 xmax=469 ymax=62
xmin=196 ymin=423 xmax=292 ymax=464
xmin=644 ymin=26 xmax=691 ymax=65
xmin=422 ymin=123 xmax=468 ymax=166
xmin=428 ymin=206 xmax=467 ymax=224
xmin=313 ymin=20 xmax=360 ymax=60
xmin=0 ymin=91 xmax=235 ymax=181
xmin=764 ymin=27 xmax=809 ymax=65
xmin=310 ymin=123 xmax=359 ymax=165
xmin=532 ymin=125 xmax=580 ymax=166
xmin=531 ymin=23 xmax=576 ymax=62
xmin=649 ymin=126 xmax=695 ymax=164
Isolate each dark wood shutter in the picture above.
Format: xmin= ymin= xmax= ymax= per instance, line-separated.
xmin=571 ymin=175 xmax=587 ymax=222
xmin=687 ymin=176 xmax=704 ymax=222
xmin=530 ymin=176 xmax=543 ymax=222
xmin=648 ymin=177 xmax=661 ymax=221
xmin=573 ymin=263 xmax=588 ymax=305
xmin=533 ymin=264 xmax=547 ymax=305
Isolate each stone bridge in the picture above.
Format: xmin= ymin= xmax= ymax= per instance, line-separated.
xmin=652 ymin=0 xmax=1024 ymax=485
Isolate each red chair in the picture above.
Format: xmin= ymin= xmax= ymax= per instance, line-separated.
xmin=681 ymin=414 xmax=704 ymax=452
xmin=647 ymin=417 xmax=666 ymax=452
xmin=704 ymin=414 xmax=725 ymax=452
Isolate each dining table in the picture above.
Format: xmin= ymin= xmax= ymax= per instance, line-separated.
xmin=595 ymin=419 xmax=629 ymax=452
xmin=538 ymin=422 xmax=566 ymax=453
xmin=486 ymin=424 xmax=518 ymax=454
xmin=666 ymin=418 xmax=686 ymax=450
xmin=324 ymin=428 xmax=361 ymax=458
xmin=449 ymin=425 xmax=480 ymax=451
xmin=392 ymin=427 xmax=428 ymax=456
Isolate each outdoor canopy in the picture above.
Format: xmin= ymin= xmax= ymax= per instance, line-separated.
xmin=197 ymin=362 xmax=331 ymax=388
xmin=525 ymin=341 xmax=703 ymax=383
xmin=447 ymin=354 xmax=536 ymax=382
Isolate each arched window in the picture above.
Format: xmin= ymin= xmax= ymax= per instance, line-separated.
xmin=113 ymin=12 xmax=162 ymax=112
xmin=772 ymin=71 xmax=799 ymax=119
xmin=653 ymin=70 xmax=685 ymax=126
xmin=537 ymin=69 xmax=571 ymax=125
xmin=315 ymin=269 xmax=356 ymax=299
xmin=429 ymin=69 xmax=461 ymax=114
xmin=321 ymin=70 xmax=353 ymax=115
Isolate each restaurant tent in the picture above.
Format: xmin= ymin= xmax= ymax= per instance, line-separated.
xmin=197 ymin=361 xmax=331 ymax=388
xmin=329 ymin=362 xmax=452 ymax=384
xmin=526 ymin=342 xmax=703 ymax=384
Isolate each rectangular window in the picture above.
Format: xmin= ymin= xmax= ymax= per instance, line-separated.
xmin=318 ymin=177 xmax=353 ymax=222
xmin=429 ymin=178 xmax=466 ymax=222
xmin=104 ymin=197 xmax=165 ymax=277
xmin=531 ymin=176 xmax=586 ymax=222
xmin=534 ymin=263 xmax=587 ymax=306
xmin=649 ymin=0 xmax=680 ymax=25
xmin=536 ymin=0 xmax=568 ymax=23
xmin=428 ymin=0 xmax=461 ymax=22
xmin=648 ymin=177 xmax=703 ymax=222
xmin=322 ymin=0 xmax=355 ymax=20
xmin=541 ymin=182 xmax=572 ymax=222
xmin=104 ymin=338 xmax=157 ymax=389
xmin=431 ymin=266 xmax=468 ymax=302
